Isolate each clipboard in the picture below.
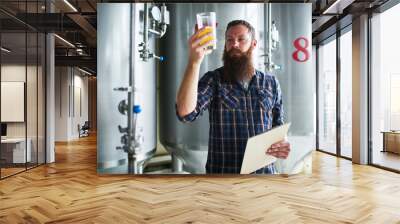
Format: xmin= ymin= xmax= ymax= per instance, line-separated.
xmin=240 ymin=123 xmax=291 ymax=174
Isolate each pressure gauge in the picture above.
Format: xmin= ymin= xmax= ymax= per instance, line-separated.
xmin=150 ymin=6 xmax=161 ymax=22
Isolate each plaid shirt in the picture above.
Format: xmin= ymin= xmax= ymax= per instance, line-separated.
xmin=177 ymin=67 xmax=284 ymax=174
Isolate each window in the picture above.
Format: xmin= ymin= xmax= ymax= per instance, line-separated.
xmin=0 ymin=1 xmax=47 ymax=179
xmin=371 ymin=3 xmax=400 ymax=171
xmin=318 ymin=37 xmax=337 ymax=155
xmin=340 ymin=29 xmax=352 ymax=158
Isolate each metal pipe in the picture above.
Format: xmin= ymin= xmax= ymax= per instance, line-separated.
xmin=263 ymin=3 xmax=273 ymax=72
xmin=127 ymin=3 xmax=135 ymax=173
xmin=172 ymin=155 xmax=183 ymax=173
xmin=149 ymin=27 xmax=167 ymax=37
xmin=148 ymin=28 xmax=161 ymax=36
xmin=268 ymin=3 xmax=272 ymax=72
xmin=264 ymin=3 xmax=269 ymax=72
xmin=144 ymin=3 xmax=148 ymax=44
xmin=128 ymin=154 xmax=136 ymax=174
xmin=143 ymin=3 xmax=149 ymax=61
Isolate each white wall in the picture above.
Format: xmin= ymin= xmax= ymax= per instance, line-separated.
xmin=55 ymin=66 xmax=68 ymax=141
xmin=1 ymin=65 xmax=26 ymax=139
xmin=1 ymin=65 xmax=40 ymax=138
xmin=55 ymin=67 xmax=89 ymax=141
xmin=1 ymin=64 xmax=46 ymax=164
xmin=72 ymin=72 xmax=89 ymax=138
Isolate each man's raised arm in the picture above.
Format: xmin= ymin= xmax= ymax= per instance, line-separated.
xmin=177 ymin=26 xmax=214 ymax=117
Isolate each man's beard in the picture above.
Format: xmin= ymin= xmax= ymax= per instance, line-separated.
xmin=222 ymin=47 xmax=254 ymax=83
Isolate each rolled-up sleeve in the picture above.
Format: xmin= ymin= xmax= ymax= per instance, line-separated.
xmin=272 ymin=76 xmax=284 ymax=127
xmin=176 ymin=71 xmax=215 ymax=123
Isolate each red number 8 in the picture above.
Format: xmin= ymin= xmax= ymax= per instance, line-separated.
xmin=292 ymin=37 xmax=310 ymax=62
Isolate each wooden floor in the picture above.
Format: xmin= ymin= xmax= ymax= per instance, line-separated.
xmin=1 ymin=135 xmax=400 ymax=223
xmin=1 ymin=163 xmax=44 ymax=178
xmin=373 ymin=151 xmax=400 ymax=171
xmin=1 ymin=167 xmax=26 ymax=178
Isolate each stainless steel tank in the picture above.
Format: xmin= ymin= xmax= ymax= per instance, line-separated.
xmin=159 ymin=3 xmax=266 ymax=173
xmin=270 ymin=3 xmax=314 ymax=136
xmin=97 ymin=3 xmax=157 ymax=174
xmin=269 ymin=4 xmax=314 ymax=173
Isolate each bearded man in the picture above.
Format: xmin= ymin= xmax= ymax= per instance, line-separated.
xmin=176 ymin=20 xmax=291 ymax=174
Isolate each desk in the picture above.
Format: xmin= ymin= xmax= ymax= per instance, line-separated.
xmin=382 ymin=131 xmax=400 ymax=154
xmin=1 ymin=138 xmax=31 ymax=163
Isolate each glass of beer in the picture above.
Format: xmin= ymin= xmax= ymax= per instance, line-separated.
xmin=196 ymin=12 xmax=217 ymax=50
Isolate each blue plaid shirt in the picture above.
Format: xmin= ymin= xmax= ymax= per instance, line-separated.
xmin=177 ymin=67 xmax=284 ymax=174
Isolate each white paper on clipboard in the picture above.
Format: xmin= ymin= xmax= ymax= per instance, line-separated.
xmin=240 ymin=123 xmax=291 ymax=174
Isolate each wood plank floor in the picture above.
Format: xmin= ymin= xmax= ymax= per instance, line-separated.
xmin=1 ymin=134 xmax=400 ymax=223
xmin=1 ymin=167 xmax=26 ymax=178
xmin=373 ymin=151 xmax=400 ymax=171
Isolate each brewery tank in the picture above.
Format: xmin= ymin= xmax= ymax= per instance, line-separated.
xmin=97 ymin=3 xmax=157 ymax=173
xmin=159 ymin=3 xmax=265 ymax=173
xmin=269 ymin=4 xmax=315 ymax=173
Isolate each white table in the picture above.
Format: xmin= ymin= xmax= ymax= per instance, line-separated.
xmin=1 ymin=138 xmax=31 ymax=163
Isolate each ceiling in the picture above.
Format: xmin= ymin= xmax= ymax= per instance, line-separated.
xmin=311 ymin=0 xmax=390 ymax=44
xmin=0 ymin=0 xmax=97 ymax=74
